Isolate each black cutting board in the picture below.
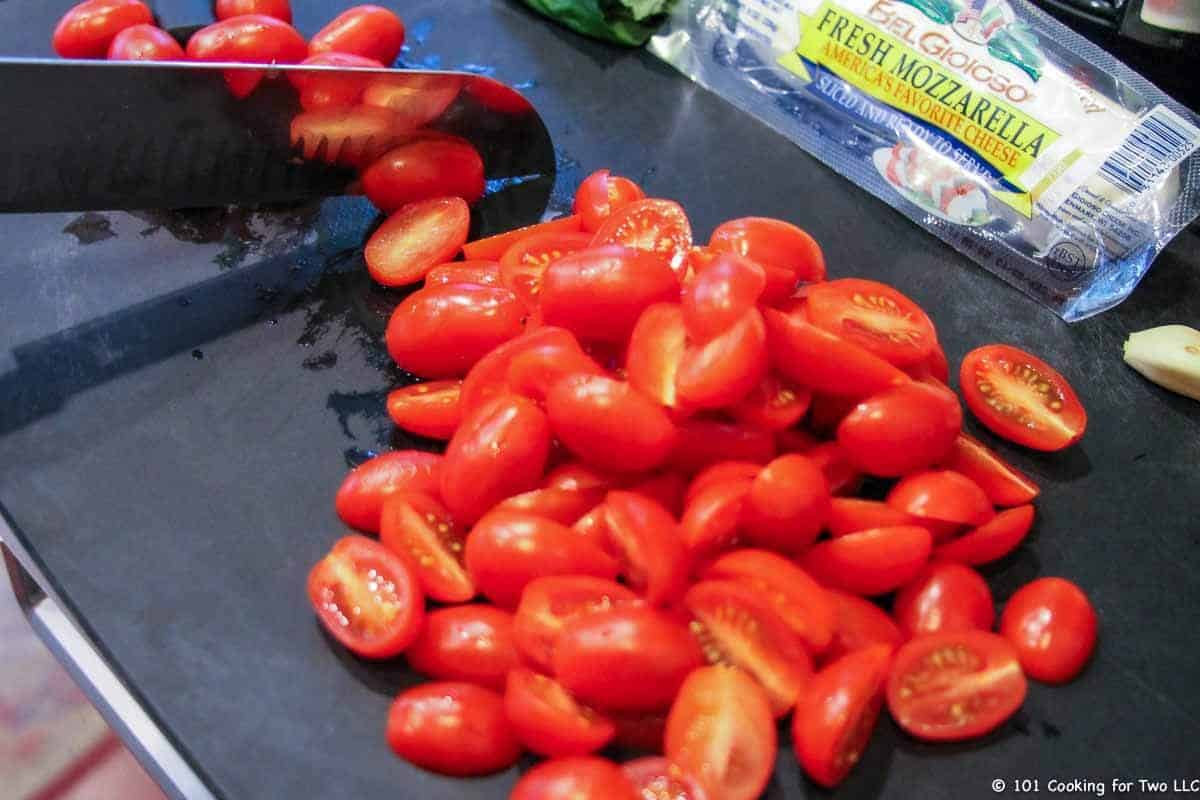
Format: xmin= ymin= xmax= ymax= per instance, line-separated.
xmin=1 ymin=2 xmax=1198 ymax=798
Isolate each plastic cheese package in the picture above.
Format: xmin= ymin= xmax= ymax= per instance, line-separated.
xmin=648 ymin=0 xmax=1200 ymax=320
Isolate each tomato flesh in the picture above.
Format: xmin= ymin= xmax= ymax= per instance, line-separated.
xmin=367 ymin=197 xmax=472 ymax=287
xmin=603 ymin=491 xmax=687 ymax=606
xmin=824 ymin=590 xmax=903 ymax=663
xmin=592 ymin=199 xmax=693 ymax=277
xmin=463 ymin=215 xmax=583 ymax=261
xmin=807 ymin=278 xmax=937 ymax=367
xmin=386 ymin=380 xmax=462 ymax=440
xmin=941 ymin=433 xmax=1040 ymax=506
xmin=379 ymin=491 xmax=472 ymax=603
xmin=500 ymin=231 xmax=594 ymax=308
xmin=626 ymin=303 xmax=689 ymax=409
xmin=622 ymin=757 xmax=710 ymax=800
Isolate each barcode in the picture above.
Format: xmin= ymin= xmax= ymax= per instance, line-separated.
xmin=1098 ymin=105 xmax=1200 ymax=196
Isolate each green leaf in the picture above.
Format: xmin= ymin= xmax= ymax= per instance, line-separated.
xmin=522 ymin=0 xmax=676 ymax=46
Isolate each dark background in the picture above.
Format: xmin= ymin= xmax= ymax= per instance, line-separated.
xmin=0 ymin=1 xmax=1197 ymax=798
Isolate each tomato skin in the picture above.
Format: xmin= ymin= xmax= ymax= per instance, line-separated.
xmin=709 ymin=216 xmax=825 ymax=283
xmin=680 ymin=477 xmax=751 ymax=561
xmin=379 ymin=491 xmax=473 ymax=603
xmin=495 ymin=487 xmax=603 ymax=526
xmin=367 ymin=197 xmax=472 ymax=288
xmin=460 ymin=327 xmax=586 ymax=415
xmin=306 ymin=536 xmax=424 ymax=659
xmin=941 ymin=433 xmax=1039 ymax=507
xmin=685 ymin=461 xmax=761 ymax=506
xmin=824 ymin=590 xmax=903 ymax=663
xmin=386 ymin=380 xmax=461 ymax=440
xmin=676 ymin=308 xmax=768 ymax=409
xmin=591 ymin=199 xmax=693 ymax=276
xmin=604 ymin=491 xmax=688 ymax=606
xmin=385 ymin=283 xmax=523 ymax=379
xmin=935 ymin=504 xmax=1035 ymax=565
xmin=776 ymin=426 xmax=820 ymax=455
xmin=334 ymin=450 xmax=441 ymax=532
xmin=806 ymin=278 xmax=937 ymax=367
xmin=887 ymin=470 xmax=994 ymax=527
xmin=681 ymin=253 xmax=766 ymax=341
xmin=802 ymin=526 xmax=932 ymax=596
xmin=622 ymin=757 xmax=710 ymax=800
xmin=668 ymin=419 xmax=775 ymax=475
xmin=425 ymin=260 xmax=501 ymax=287
xmin=546 ymin=374 xmax=677 ymax=473
xmin=386 ymin=682 xmax=520 ymax=776
xmin=53 ymin=0 xmax=154 ymax=58
xmin=543 ymin=461 xmax=622 ymax=493
xmin=553 ymin=607 xmax=705 ymax=713
xmin=807 ymin=441 xmax=862 ymax=497
xmin=505 ymin=668 xmax=616 ymax=757
xmin=827 ymin=498 xmax=916 ymax=537
xmin=574 ymin=170 xmax=647 ymax=233
xmin=308 ymin=4 xmax=405 ymax=64
xmin=464 ymin=77 xmax=534 ymax=114
xmin=506 ymin=335 xmax=606 ymax=404
xmin=512 ymin=576 xmax=642 ymax=671
xmin=730 ymin=374 xmax=812 ymax=432
xmin=837 ymin=382 xmax=962 ymax=477
xmin=215 ymin=0 xmax=291 ymax=21
xmin=541 ymin=245 xmax=679 ymax=343
xmin=362 ymin=139 xmax=484 ymax=212
xmin=626 ymin=303 xmax=689 ymax=409
xmin=286 ymin=53 xmax=383 ymax=109
xmin=1000 ymin=577 xmax=1097 ymax=684
xmin=764 ymin=309 xmax=910 ymax=398
xmin=741 ymin=453 xmax=830 ymax=553
xmin=186 ymin=15 xmax=306 ymax=64
xmin=893 ymin=562 xmax=995 ymax=638
xmin=405 ymin=605 xmax=518 ymax=690
xmin=511 ymin=757 xmax=638 ymax=800
xmin=106 ymin=24 xmax=184 ymax=60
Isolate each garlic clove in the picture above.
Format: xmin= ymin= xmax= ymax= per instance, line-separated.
xmin=1123 ymin=324 xmax=1200 ymax=402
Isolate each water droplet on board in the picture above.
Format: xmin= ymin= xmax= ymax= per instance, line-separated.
xmin=191 ymin=349 xmax=204 ymax=360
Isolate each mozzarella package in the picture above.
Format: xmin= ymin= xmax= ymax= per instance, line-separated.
xmin=649 ymin=0 xmax=1200 ymax=320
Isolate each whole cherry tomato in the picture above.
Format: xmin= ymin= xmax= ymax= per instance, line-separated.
xmin=385 ymin=282 xmax=523 ymax=378
xmin=362 ymin=138 xmax=484 ymax=212
xmin=308 ymin=4 xmax=405 ymax=65
xmin=741 ymin=453 xmax=830 ymax=553
xmin=288 ymin=52 xmax=383 ymax=110
xmin=186 ymin=16 xmax=307 ymax=97
xmin=106 ymin=24 xmax=184 ymax=61
xmin=53 ymin=0 xmax=153 ymax=58
xmin=510 ymin=757 xmax=638 ymax=800
xmin=215 ymin=0 xmax=291 ymax=22
xmin=1000 ymin=577 xmax=1097 ymax=684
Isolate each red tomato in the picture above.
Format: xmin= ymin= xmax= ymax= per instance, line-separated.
xmin=386 ymin=283 xmax=522 ymax=379
xmin=806 ymin=279 xmax=937 ymax=367
xmin=893 ymin=562 xmax=995 ymax=638
xmin=591 ymin=199 xmax=693 ymax=277
xmin=287 ymin=53 xmax=382 ymax=110
xmin=886 ymin=630 xmax=1027 ymax=741
xmin=386 ymin=380 xmax=461 ymax=440
xmin=306 ymin=535 xmax=424 ymax=659
xmin=440 ymin=394 xmax=551 ymax=525
xmin=934 ymin=504 xmax=1035 ymax=565
xmin=628 ymin=472 xmax=687 ymax=517
xmin=573 ymin=170 xmax=647 ymax=233
xmin=709 ymin=216 xmax=825 ymax=283
xmin=941 ymin=433 xmax=1040 ymax=507
xmin=626 ymin=303 xmax=688 ymax=409
xmin=510 ymin=757 xmax=637 ymax=800
xmin=824 ymin=590 xmax=903 ymax=663
xmin=106 ymin=24 xmax=184 ymax=61
xmin=603 ymin=491 xmax=687 ymax=606
xmin=676 ymin=308 xmax=768 ymax=409
xmin=804 ymin=442 xmax=860 ymax=497
xmin=496 ymin=487 xmax=604 ymax=526
xmin=541 ymin=245 xmax=679 ymax=343
xmin=308 ymin=4 xmax=405 ymax=64
xmin=665 ymin=665 xmax=776 ymax=800
xmin=379 ymin=491 xmax=472 ymax=602
xmin=807 ymin=392 xmax=859 ymax=435
xmin=499 ymin=232 xmax=594 ymax=308
xmin=465 ymin=510 xmax=618 ymax=608
xmin=685 ymin=461 xmax=761 ymax=506
xmin=186 ymin=16 xmax=306 ymax=97
xmin=802 ymin=526 xmax=932 ymax=596
xmin=362 ymin=72 xmax=463 ymax=128
xmin=509 ymin=339 xmax=606 ymax=405
xmin=464 ymin=77 xmax=534 ymax=114
xmin=622 ymin=757 xmax=710 ymax=800
xmin=215 ymin=0 xmax=290 ymax=21
xmin=681 ymin=253 xmax=766 ymax=341
xmin=367 ymin=197 xmax=471 ymax=287
xmin=836 ymin=382 xmax=962 ymax=477
xmin=362 ymin=139 xmax=484 ymax=212
xmin=553 ymin=607 xmax=704 ymax=713
xmin=1000 ymin=577 xmax=1097 ymax=684
xmin=505 ymin=668 xmax=616 ymax=757
xmin=668 ymin=418 xmax=775 ymax=475
xmin=960 ymin=344 xmax=1087 ymax=451
xmin=405 ymin=605 xmax=518 ymax=690
xmin=546 ymin=374 xmax=677 ymax=473
xmin=793 ymin=644 xmax=891 ymax=788
xmin=543 ymin=461 xmax=622 ymax=492
xmin=741 ymin=453 xmax=830 ymax=553
xmin=463 ymin=215 xmax=583 ymax=261
xmin=887 ymin=470 xmax=994 ymax=527
xmin=53 ymin=0 xmax=153 ymax=58
xmin=386 ymin=682 xmax=520 ymax=775
xmin=827 ymin=498 xmax=916 ymax=537
xmin=334 ymin=450 xmax=441 ymax=532
xmin=679 ymin=477 xmax=751 ymax=561
xmin=289 ymin=105 xmax=408 ymax=167
xmin=512 ymin=576 xmax=641 ymax=670
xmin=610 ymin=711 xmax=668 ymax=753
xmin=776 ymin=426 xmax=820 ymax=454
xmin=763 ymin=309 xmax=909 ymax=398
xmin=730 ymin=374 xmax=811 ymax=432
xmin=704 ymin=549 xmax=835 ymax=654
xmin=425 ymin=260 xmax=501 ymax=287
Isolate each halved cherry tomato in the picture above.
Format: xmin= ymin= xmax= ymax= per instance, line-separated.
xmin=53 ymin=0 xmax=153 ymax=59
xmin=764 ymin=309 xmax=909 ymax=398
xmin=386 ymin=682 xmax=520 ymax=776
xmin=934 ymin=504 xmax=1035 ymax=565
xmin=622 ymin=757 xmax=710 ymax=800
xmin=905 ymin=337 xmax=950 ymax=383
xmin=288 ymin=53 xmax=382 ymax=110
xmin=512 ymin=576 xmax=641 ymax=671
xmin=679 ymin=477 xmax=751 ymax=561
xmin=806 ymin=278 xmax=937 ymax=367
xmin=730 ymin=374 xmax=812 ymax=432
xmin=703 ymin=549 xmax=835 ymax=654
xmin=893 ymin=562 xmax=995 ymax=638
xmin=106 ymin=24 xmax=185 ymax=61
xmin=499 ymin=231 xmax=594 ymax=308
xmin=361 ymin=73 xmax=463 ymax=128
xmin=741 ymin=453 xmax=830 ymax=553
xmin=603 ymin=491 xmax=687 ymax=606
xmin=1000 ymin=577 xmax=1097 ymax=684
xmin=776 ymin=426 xmax=820 ymax=454
xmin=626 ymin=303 xmax=689 ymax=409
xmin=543 ymin=462 xmax=622 ymax=493
xmin=665 ymin=665 xmax=776 ymax=800
xmin=628 ymin=472 xmax=687 ymax=517
xmin=686 ymin=580 xmax=813 ymax=716
xmin=362 ymin=139 xmax=484 ymax=212
xmin=507 ymin=338 xmax=606 ymax=403
xmin=379 ymin=491 xmax=473 ymax=602
xmin=802 ymin=526 xmax=932 ymax=596
xmin=546 ymin=374 xmax=677 ymax=472
xmin=681 ymin=253 xmax=766 ymax=341
xmin=960 ymin=344 xmax=1087 ymax=451
xmin=308 ymin=4 xmax=405 ymax=64
xmin=386 ymin=380 xmax=462 ymax=440
xmin=405 ymin=604 xmax=518 ymax=689
xmin=793 ymin=644 xmax=891 ymax=788
xmin=289 ymin=105 xmax=407 ymax=166
xmin=554 ymin=606 xmax=704 ymax=713
xmin=459 ymin=327 xmax=586 ymax=414
xmin=941 ymin=433 xmax=1040 ymax=507
xmin=367 ymin=197 xmax=471 ymax=287
xmin=807 ymin=442 xmax=863 ymax=496
xmin=425 ymin=260 xmax=501 ymax=286
xmin=334 ymin=450 xmax=441 ymax=532
xmin=592 ymin=199 xmax=693 ymax=277
xmin=541 ymin=246 xmax=679 ymax=343
xmin=709 ymin=216 xmax=825 ymax=283
xmin=186 ymin=16 xmax=307 ymax=97
xmin=676 ymin=308 xmax=767 ymax=409
xmin=827 ymin=498 xmax=916 ymax=538
xmin=807 ymin=392 xmax=859 ymax=435
xmin=385 ymin=283 xmax=523 ymax=379
xmin=440 ymin=394 xmax=551 ymax=525
xmin=611 ymin=711 xmax=668 ymax=753
xmin=886 ymin=470 xmax=994 ymax=527
xmin=668 ymin=418 xmax=775 ymax=475
xmin=307 ymin=535 xmax=424 ymax=659
xmin=836 ymin=381 xmax=962 ymax=477
xmin=574 ymin=169 xmax=647 ymax=233
xmin=511 ymin=757 xmax=637 ymax=800
xmin=463 ymin=215 xmax=583 ymax=261
xmin=685 ymin=461 xmax=761 ymax=506
xmin=505 ymin=668 xmax=616 ymax=757
xmin=886 ymin=630 xmax=1027 ymax=741
xmin=495 ymin=487 xmax=604 ymax=526
xmin=215 ymin=0 xmax=290 ymax=22
xmin=824 ymin=590 xmax=903 ymax=663
xmin=464 ymin=77 xmax=534 ymax=114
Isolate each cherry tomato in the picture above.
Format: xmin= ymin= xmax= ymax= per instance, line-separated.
xmin=285 ymin=52 xmax=382 ymax=109
xmin=802 ymin=526 xmax=932 ymax=596
xmin=386 ymin=380 xmax=462 ymax=440
xmin=610 ymin=711 xmax=668 ymax=753
xmin=763 ymin=309 xmax=909 ymax=398
xmin=379 ymin=491 xmax=472 ymax=603
xmin=836 ymin=382 xmax=962 ymax=477
xmin=465 ymin=510 xmax=618 ymax=608
xmin=603 ymin=491 xmax=687 ymax=606
xmin=887 ymin=470 xmax=994 ymax=527
xmin=543 ymin=462 xmax=622 ymax=493
xmin=776 ymin=426 xmax=820 ymax=454
xmin=626 ymin=303 xmax=689 ymax=409
xmin=893 ymin=562 xmax=995 ymax=638
xmin=793 ymin=644 xmax=891 ymax=788
xmin=495 ymin=487 xmax=604 ymax=526
xmin=367 ymin=197 xmax=471 ymax=287
xmin=499 ymin=231 xmax=594 ymax=308
xmin=806 ymin=278 xmax=937 ymax=367
xmin=665 ymin=665 xmax=777 ymax=800
xmin=386 ymin=682 xmax=520 ymax=776
xmin=334 ymin=450 xmax=441 ymax=532
xmin=386 ymin=283 xmax=522 ymax=379
xmin=541 ymin=245 xmax=679 ymax=343
xmin=511 ymin=757 xmax=637 ymax=800
xmin=941 ymin=433 xmax=1040 ymax=507
xmin=680 ymin=477 xmax=751 ymax=561
xmin=824 ymin=590 xmax=903 ymax=663
xmin=960 ymin=344 xmax=1087 ymax=451
xmin=573 ymin=169 xmax=647 ymax=233
xmin=685 ymin=461 xmax=761 ymax=506
xmin=592 ymin=199 xmax=693 ymax=277
xmin=215 ymin=0 xmax=290 ymax=21
xmin=681 ymin=253 xmax=766 ymax=341
xmin=741 ymin=453 xmax=830 ymax=553
xmin=106 ymin=24 xmax=184 ymax=60
xmin=676 ymin=308 xmax=768 ymax=409
xmin=668 ymin=418 xmax=775 ymax=475
xmin=362 ymin=72 xmax=463 ymax=128
xmin=1000 ymin=577 xmax=1097 ymax=684
xmin=886 ymin=630 xmax=1027 ymax=741
xmin=425 ymin=260 xmax=501 ymax=287
xmin=546 ymin=374 xmax=677 ymax=473
xmin=553 ymin=607 xmax=704 ymax=713
xmin=807 ymin=392 xmax=859 ymax=435
xmin=440 ymin=393 xmax=551 ymax=525
xmin=934 ymin=504 xmax=1035 ymax=565
xmin=186 ymin=16 xmax=306 ymax=97
xmin=362 ymin=139 xmax=484 ymax=212
xmin=729 ymin=374 xmax=812 ymax=432
xmin=505 ymin=668 xmax=616 ymax=757
xmin=306 ymin=535 xmax=424 ymax=659
xmin=513 ymin=576 xmax=641 ymax=670
xmin=405 ymin=604 xmax=517 ymax=690
xmin=807 ymin=441 xmax=862 ymax=496
xmin=464 ymin=77 xmax=534 ymax=114
xmin=622 ymin=757 xmax=710 ymax=800
xmin=53 ymin=0 xmax=153 ymax=58
xmin=827 ymin=498 xmax=916 ymax=537
xmin=709 ymin=216 xmax=825 ymax=283
xmin=463 ymin=215 xmax=583 ymax=261
xmin=289 ymin=105 xmax=408 ymax=167
xmin=308 ymin=4 xmax=405 ymax=64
